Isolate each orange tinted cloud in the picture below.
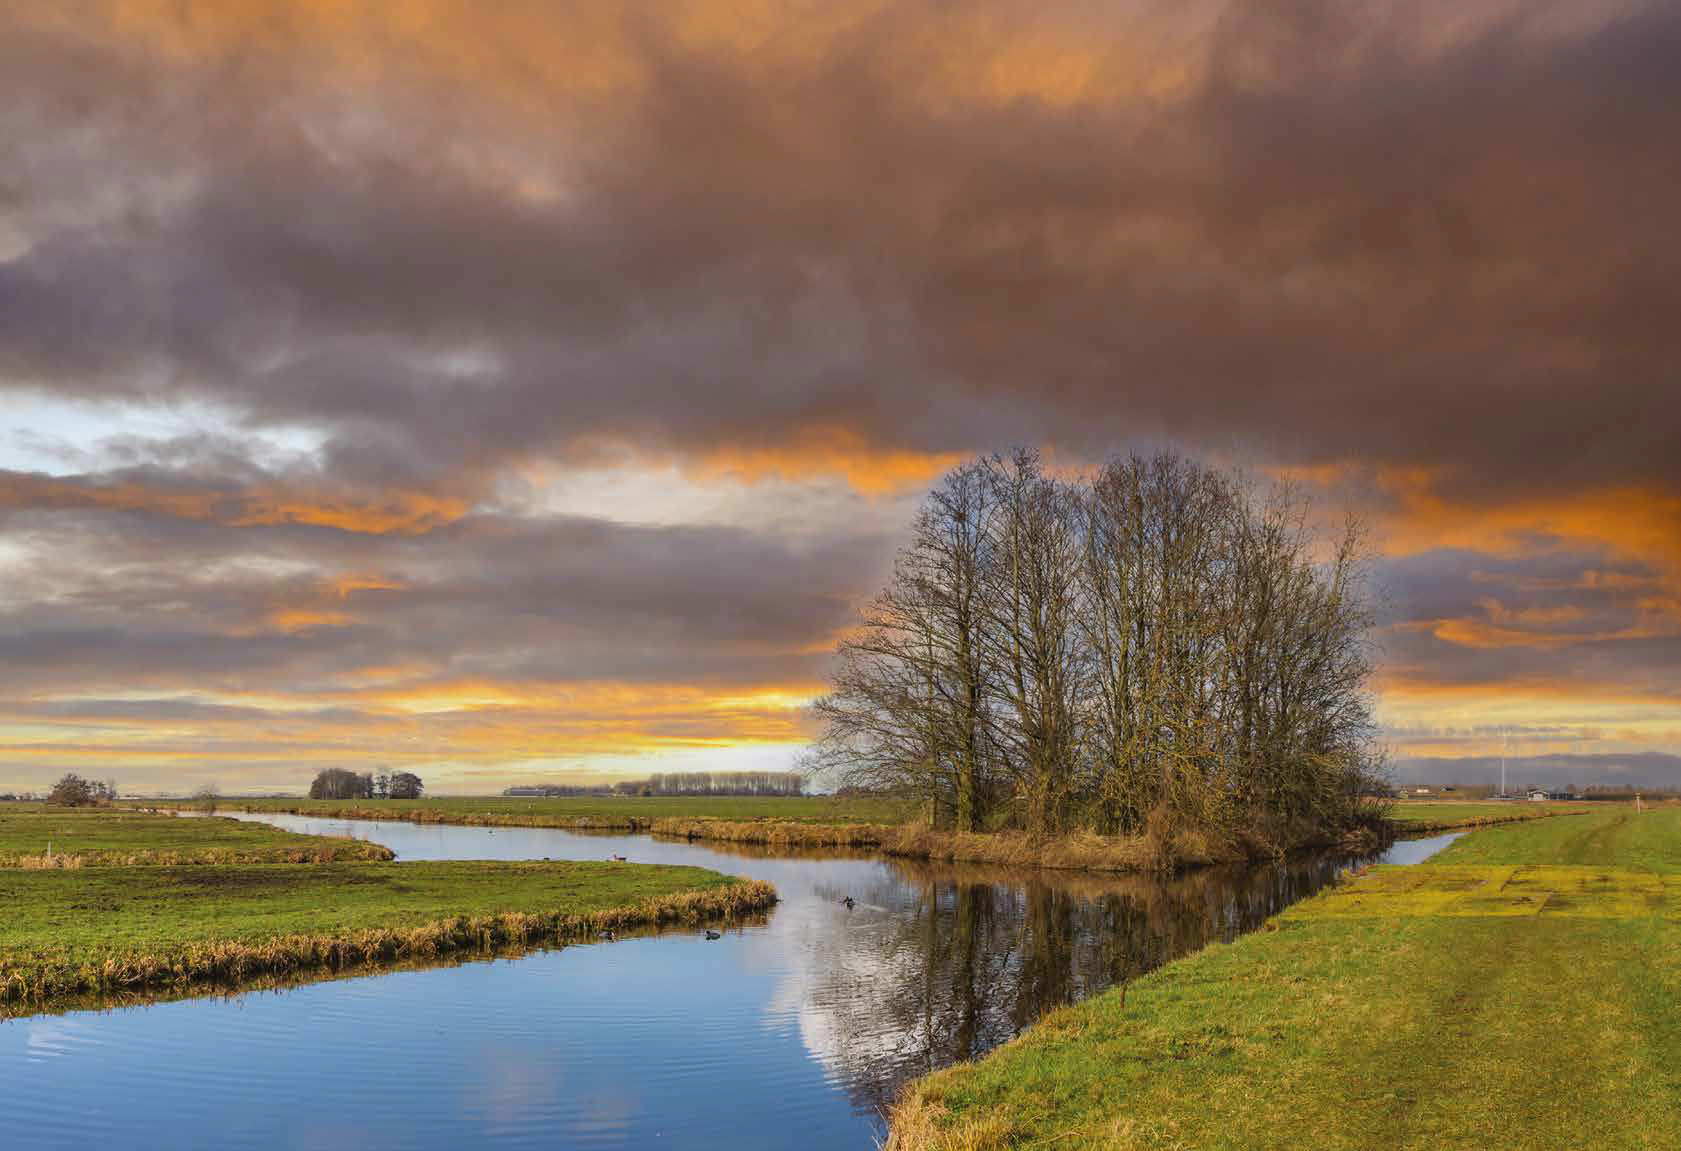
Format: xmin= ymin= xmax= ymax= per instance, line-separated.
xmin=0 ymin=677 xmax=824 ymax=789
xmin=693 ymin=429 xmax=961 ymax=496
xmin=263 ymin=608 xmax=354 ymax=632
xmin=0 ymin=471 xmax=467 ymax=535
xmin=1378 ymin=471 xmax=1681 ymax=572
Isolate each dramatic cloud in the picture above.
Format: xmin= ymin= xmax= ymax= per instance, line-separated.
xmin=1 ymin=1 xmax=1676 ymax=790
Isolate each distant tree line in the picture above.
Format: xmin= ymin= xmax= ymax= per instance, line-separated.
xmin=308 ymin=769 xmax=424 ymax=800
xmin=621 ymin=771 xmax=806 ymax=797
xmin=1579 ymin=784 xmax=1681 ymax=800
xmin=504 ymin=772 xmax=806 ymax=798
xmin=813 ymin=450 xmax=1384 ymax=841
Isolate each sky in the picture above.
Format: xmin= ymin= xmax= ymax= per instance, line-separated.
xmin=1 ymin=0 xmax=1677 ymax=794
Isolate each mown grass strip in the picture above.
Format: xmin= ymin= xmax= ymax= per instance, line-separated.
xmin=886 ymin=805 xmax=1681 ymax=1151
xmin=1385 ymin=801 xmax=1592 ymax=834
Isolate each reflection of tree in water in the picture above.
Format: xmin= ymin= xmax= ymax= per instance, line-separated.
xmin=803 ymin=852 xmax=1361 ymax=1118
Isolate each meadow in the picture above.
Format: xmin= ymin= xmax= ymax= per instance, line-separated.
xmin=142 ymin=794 xmax=1382 ymax=871
xmin=0 ymin=806 xmax=393 ymax=866
xmin=117 ymin=794 xmax=1540 ymax=873
xmin=1387 ymin=799 xmax=1593 ymax=832
xmin=888 ymin=806 xmax=1681 ymax=1150
xmin=0 ymin=806 xmax=775 ymax=1011
xmin=147 ymin=793 xmax=916 ymax=828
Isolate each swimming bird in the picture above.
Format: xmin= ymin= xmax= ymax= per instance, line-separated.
xmin=597 ymin=929 xmax=616 ymax=941
xmin=704 ymin=930 xmax=722 ymax=940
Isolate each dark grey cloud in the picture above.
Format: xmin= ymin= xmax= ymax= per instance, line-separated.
xmin=0 ymin=495 xmax=882 ymax=697
xmin=1 ymin=2 xmax=1678 ymax=497
xmin=1375 ymin=545 xmax=1681 ymax=695
xmin=1394 ymin=752 xmax=1681 ymax=790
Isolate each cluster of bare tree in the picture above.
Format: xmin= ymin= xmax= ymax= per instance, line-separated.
xmin=308 ymin=768 xmax=424 ymax=800
xmin=614 ymin=771 xmax=806 ymax=797
xmin=46 ymin=773 xmax=119 ymax=807
xmin=814 ymin=450 xmax=1383 ymax=841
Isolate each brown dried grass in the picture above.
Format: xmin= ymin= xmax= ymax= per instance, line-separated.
xmin=650 ymin=818 xmax=896 ymax=847
xmin=2 ymin=843 xmax=395 ymax=868
xmin=653 ymin=818 xmax=1340 ymax=873
xmin=883 ymin=1093 xmax=1021 ymax=1151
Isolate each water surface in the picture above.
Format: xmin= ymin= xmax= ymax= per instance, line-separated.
xmin=3 ymin=815 xmax=1390 ymax=1150
xmin=1374 ymin=829 xmax=1465 ymax=865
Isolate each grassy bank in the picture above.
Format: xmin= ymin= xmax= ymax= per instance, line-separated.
xmin=1388 ymin=800 xmax=1593 ymax=834
xmin=888 ymin=807 xmax=1681 ymax=1150
xmin=0 ymin=807 xmax=393 ymax=866
xmin=652 ymin=817 xmax=898 ymax=848
xmin=141 ymin=793 xmax=913 ymax=829
xmin=142 ymin=796 xmax=1364 ymax=874
xmin=652 ymin=817 xmax=1378 ymax=871
xmin=0 ymin=861 xmax=775 ymax=1009
xmin=875 ymin=821 xmax=1382 ymax=872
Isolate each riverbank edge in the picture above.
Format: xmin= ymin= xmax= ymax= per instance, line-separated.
xmin=147 ymin=801 xmax=1388 ymax=874
xmin=1387 ymin=809 xmax=1571 ymax=834
xmin=877 ymin=809 xmax=1653 ymax=1151
xmin=0 ymin=841 xmax=397 ymax=868
xmin=0 ymin=877 xmax=777 ymax=1010
xmin=657 ymin=818 xmax=1387 ymax=871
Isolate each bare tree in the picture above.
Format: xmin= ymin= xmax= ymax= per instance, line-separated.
xmin=387 ymin=771 xmax=425 ymax=799
xmin=308 ymin=768 xmax=371 ymax=800
xmin=47 ymin=773 xmax=107 ymax=807
xmin=816 ymin=448 xmax=1383 ymax=847
xmin=813 ymin=461 xmax=1002 ymax=829
xmin=979 ymin=450 xmax=1087 ymax=837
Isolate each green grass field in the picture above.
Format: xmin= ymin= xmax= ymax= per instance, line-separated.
xmin=147 ymin=793 xmax=916 ymax=827
xmin=1388 ymin=800 xmax=1594 ymax=829
xmin=890 ymin=807 xmax=1681 ymax=1151
xmin=0 ymin=859 xmax=774 ymax=1008
xmin=1433 ymin=805 xmax=1681 ymax=871
xmin=0 ymin=807 xmax=393 ymax=865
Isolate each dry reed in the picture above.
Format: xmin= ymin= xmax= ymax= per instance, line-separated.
xmin=2 ymin=843 xmax=396 ymax=868
xmin=883 ymin=1093 xmax=1021 ymax=1151
xmin=650 ymin=818 xmax=896 ymax=847
xmin=658 ymin=818 xmax=1319 ymax=872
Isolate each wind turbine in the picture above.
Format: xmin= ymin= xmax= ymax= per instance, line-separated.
xmin=1500 ymin=730 xmax=1508 ymax=798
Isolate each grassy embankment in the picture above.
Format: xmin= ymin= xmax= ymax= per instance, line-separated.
xmin=0 ymin=806 xmax=393 ymax=866
xmin=0 ymin=861 xmax=775 ymax=1009
xmin=145 ymin=794 xmax=913 ymax=832
xmin=151 ymin=795 xmax=1368 ymax=871
xmin=1 ymin=807 xmax=775 ymax=1011
xmin=888 ymin=804 xmax=1681 ymax=1151
xmin=1388 ymin=799 xmax=1593 ymax=834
